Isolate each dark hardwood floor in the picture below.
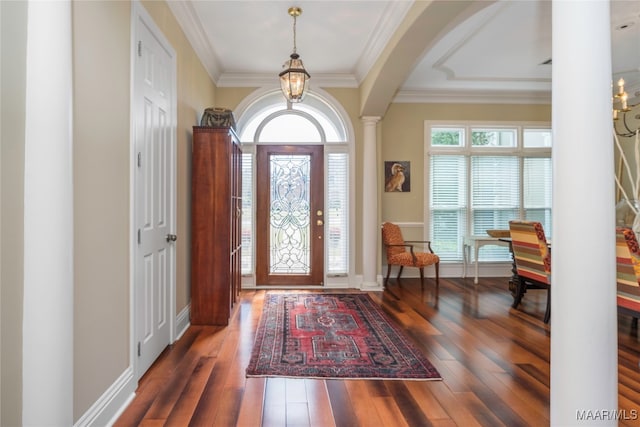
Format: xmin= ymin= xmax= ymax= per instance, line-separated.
xmin=114 ymin=277 xmax=640 ymax=426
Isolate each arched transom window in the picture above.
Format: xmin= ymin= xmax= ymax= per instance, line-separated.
xmin=236 ymin=90 xmax=353 ymax=287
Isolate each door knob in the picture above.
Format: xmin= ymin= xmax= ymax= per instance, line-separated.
xmin=166 ymin=234 xmax=177 ymax=242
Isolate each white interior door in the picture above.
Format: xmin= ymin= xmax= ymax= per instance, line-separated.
xmin=133 ymin=10 xmax=176 ymax=380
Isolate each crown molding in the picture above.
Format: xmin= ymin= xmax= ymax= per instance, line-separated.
xmin=393 ymin=89 xmax=552 ymax=104
xmin=166 ymin=0 xmax=221 ymax=83
xmin=354 ymin=0 xmax=414 ymax=82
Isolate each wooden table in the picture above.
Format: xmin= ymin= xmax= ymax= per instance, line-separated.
xmin=462 ymin=235 xmax=509 ymax=284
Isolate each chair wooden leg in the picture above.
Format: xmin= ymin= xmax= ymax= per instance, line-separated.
xmin=543 ymin=286 xmax=551 ymax=324
xmin=512 ymin=275 xmax=526 ymax=309
xmin=419 ymin=268 xmax=424 ymax=291
xmin=396 ymin=266 xmax=404 ymax=281
xmin=385 ymin=264 xmax=392 ymax=287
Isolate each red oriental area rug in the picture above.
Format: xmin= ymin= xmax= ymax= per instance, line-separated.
xmin=246 ymin=293 xmax=441 ymax=380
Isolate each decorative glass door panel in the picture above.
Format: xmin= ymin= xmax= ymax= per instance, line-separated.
xmin=270 ymin=154 xmax=311 ymax=274
xmin=256 ymin=145 xmax=324 ymax=285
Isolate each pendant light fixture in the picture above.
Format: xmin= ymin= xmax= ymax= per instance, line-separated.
xmin=279 ymin=6 xmax=310 ymax=103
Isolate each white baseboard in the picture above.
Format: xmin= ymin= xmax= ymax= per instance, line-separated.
xmin=73 ymin=367 xmax=136 ymax=427
xmin=75 ymin=305 xmax=192 ymax=427
xmin=175 ymin=303 xmax=191 ymax=340
xmin=382 ymin=262 xmax=512 ymax=280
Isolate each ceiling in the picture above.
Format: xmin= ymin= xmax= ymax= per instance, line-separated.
xmin=167 ymin=0 xmax=640 ymax=106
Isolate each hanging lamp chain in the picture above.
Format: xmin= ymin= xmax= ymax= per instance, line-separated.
xmin=286 ymin=6 xmax=302 ymax=56
xmin=292 ymin=13 xmax=297 ymax=54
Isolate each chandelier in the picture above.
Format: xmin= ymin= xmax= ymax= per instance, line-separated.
xmin=613 ymin=78 xmax=631 ymax=120
xmin=613 ymin=78 xmax=640 ymax=137
xmin=279 ymin=7 xmax=310 ymax=103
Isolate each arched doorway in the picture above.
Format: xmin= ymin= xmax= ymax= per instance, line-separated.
xmin=236 ymin=89 xmax=355 ymax=288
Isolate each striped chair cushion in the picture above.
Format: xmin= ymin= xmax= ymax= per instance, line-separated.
xmin=509 ymin=220 xmax=551 ymax=285
xmin=615 ymin=227 xmax=640 ymax=313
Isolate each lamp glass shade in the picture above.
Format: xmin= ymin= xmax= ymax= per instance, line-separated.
xmin=279 ymin=54 xmax=310 ymax=103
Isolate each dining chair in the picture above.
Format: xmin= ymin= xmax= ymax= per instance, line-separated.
xmin=615 ymin=226 xmax=640 ymax=328
xmin=381 ymin=222 xmax=440 ymax=292
xmin=508 ymin=220 xmax=551 ymax=323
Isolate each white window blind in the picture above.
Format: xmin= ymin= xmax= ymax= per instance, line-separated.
xmin=326 ymin=153 xmax=348 ymax=274
xmin=524 ymin=157 xmax=552 ymax=228
xmin=427 ymin=123 xmax=552 ymax=263
xmin=471 ymin=156 xmax=519 ymax=261
xmin=241 ymin=153 xmax=253 ymax=274
xmin=430 ymin=155 xmax=467 ymax=261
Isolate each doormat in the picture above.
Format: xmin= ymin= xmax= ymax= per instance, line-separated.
xmin=246 ymin=293 xmax=441 ymax=380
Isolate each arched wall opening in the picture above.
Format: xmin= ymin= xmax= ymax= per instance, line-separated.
xmin=234 ymin=88 xmax=357 ymax=288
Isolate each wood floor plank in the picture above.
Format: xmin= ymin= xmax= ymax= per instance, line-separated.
xmin=458 ymin=391 xmax=509 ymax=427
xmin=384 ymin=381 xmax=433 ymax=426
xmin=235 ymin=378 xmax=265 ymax=427
xmin=189 ymin=310 xmax=243 ymax=426
xmin=285 ymin=378 xmax=308 ymax=403
xmin=212 ymin=389 xmax=244 ymax=427
xmin=262 ymin=378 xmax=287 ymax=427
xmin=113 ymin=377 xmax=165 ymax=427
xmin=403 ymin=381 xmax=450 ymax=421
xmin=425 ymin=383 xmax=483 ymax=427
xmin=286 ymin=402 xmax=311 ymax=427
xmin=143 ymin=350 xmax=200 ymax=419
xmin=163 ymin=356 xmax=216 ymax=427
xmin=370 ymin=396 xmax=411 ymax=427
xmin=343 ymin=380 xmax=385 ymax=427
xmin=441 ymin=360 xmax=530 ymax=426
xmin=305 ymin=380 xmax=336 ymax=427
xmin=114 ymin=278 xmax=640 ymax=427
xmin=489 ymin=371 xmax=549 ymax=423
xmin=325 ymin=380 xmax=360 ymax=426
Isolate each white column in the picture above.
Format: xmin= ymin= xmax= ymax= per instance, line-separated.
xmin=361 ymin=116 xmax=381 ymax=289
xmin=551 ymin=1 xmax=617 ymax=425
xmin=22 ymin=1 xmax=74 ymax=425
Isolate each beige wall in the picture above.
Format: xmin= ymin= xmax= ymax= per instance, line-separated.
xmin=72 ymin=0 xmax=218 ymax=420
xmin=1 ymin=1 xmax=27 ymax=425
xmin=72 ymin=0 xmax=132 ymax=419
xmin=381 ymin=103 xmax=552 ymax=223
xmin=216 ymin=87 xmax=259 ymax=111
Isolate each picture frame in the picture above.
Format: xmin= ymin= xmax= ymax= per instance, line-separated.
xmin=384 ymin=161 xmax=410 ymax=192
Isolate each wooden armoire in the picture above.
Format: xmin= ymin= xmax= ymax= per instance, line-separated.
xmin=190 ymin=126 xmax=242 ymax=325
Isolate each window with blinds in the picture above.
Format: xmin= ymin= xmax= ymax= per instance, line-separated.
xmin=427 ymin=122 xmax=552 ymax=262
xmin=326 ymin=153 xmax=349 ymax=274
xmin=241 ymin=153 xmax=253 ymax=274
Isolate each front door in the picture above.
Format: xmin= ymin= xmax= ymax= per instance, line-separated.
xmin=133 ymin=11 xmax=176 ymax=380
xmin=256 ymin=145 xmax=324 ymax=286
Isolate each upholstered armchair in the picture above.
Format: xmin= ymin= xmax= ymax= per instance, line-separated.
xmin=508 ymin=220 xmax=551 ymax=323
xmin=615 ymin=227 xmax=640 ymax=326
xmin=381 ymin=222 xmax=440 ymax=292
